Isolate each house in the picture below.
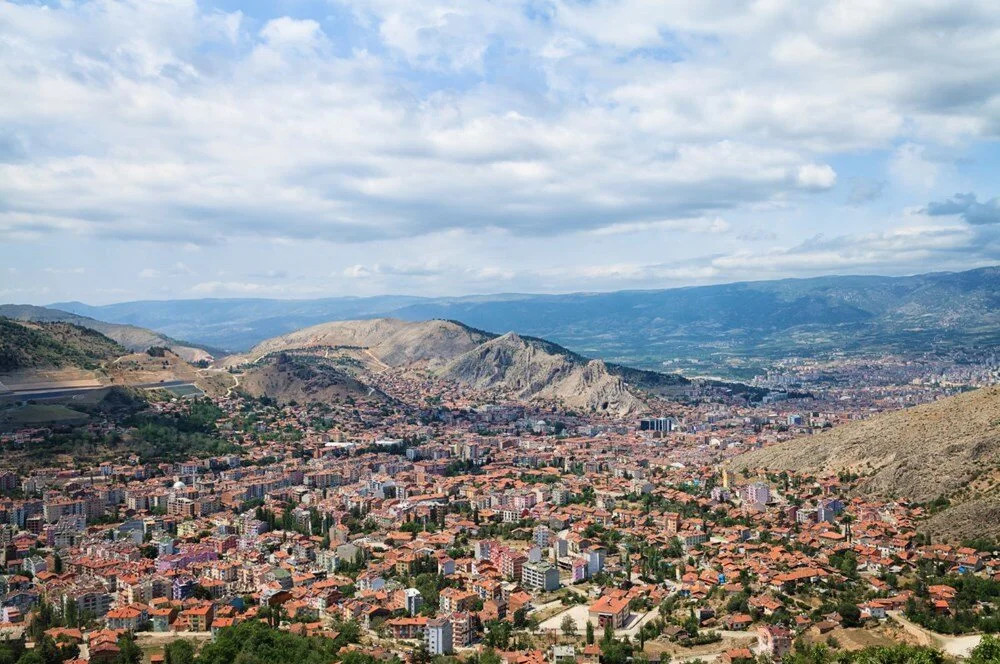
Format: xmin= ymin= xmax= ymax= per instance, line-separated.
xmin=588 ymin=591 xmax=630 ymax=629
xmin=182 ymin=603 xmax=213 ymax=632
xmin=859 ymin=601 xmax=888 ymax=620
xmin=724 ymin=614 xmax=753 ymax=631
xmin=757 ymin=625 xmax=792 ymax=661
xmin=721 ymin=648 xmax=755 ymax=664
xmin=105 ymin=606 xmax=146 ymax=632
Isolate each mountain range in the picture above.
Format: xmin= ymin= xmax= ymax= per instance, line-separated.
xmin=230 ymin=318 xmax=689 ymax=415
xmin=49 ymin=266 xmax=1000 ymax=374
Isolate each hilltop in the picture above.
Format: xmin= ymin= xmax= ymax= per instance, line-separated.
xmin=50 ymin=266 xmax=1000 ymax=374
xmin=0 ymin=304 xmax=214 ymax=363
xmin=228 ymin=318 xmax=687 ymax=416
xmin=730 ymin=386 xmax=1000 ymax=540
xmin=0 ymin=318 xmax=126 ymax=372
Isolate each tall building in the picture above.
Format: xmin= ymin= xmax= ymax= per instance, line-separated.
xmin=426 ymin=617 xmax=453 ymax=655
xmin=639 ymin=417 xmax=676 ymax=432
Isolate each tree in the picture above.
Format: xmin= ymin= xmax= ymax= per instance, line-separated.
xmin=586 ymin=621 xmax=595 ymax=645
xmin=970 ymin=635 xmax=1000 ymax=664
xmin=411 ymin=643 xmax=431 ymax=664
xmin=837 ymin=602 xmax=862 ymax=628
xmin=164 ymin=640 xmax=196 ymax=664
xmin=114 ymin=634 xmax=142 ymax=664
xmin=561 ymin=614 xmax=577 ymax=637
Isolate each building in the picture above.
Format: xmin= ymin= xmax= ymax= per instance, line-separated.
xmin=741 ymin=482 xmax=770 ymax=506
xmin=521 ymin=561 xmax=560 ymax=592
xmin=404 ymin=588 xmax=423 ymax=616
xmin=639 ymin=417 xmax=676 ymax=432
xmin=426 ymin=617 xmax=453 ymax=656
xmin=589 ymin=591 xmax=630 ymax=629
xmin=757 ymin=625 xmax=792 ymax=660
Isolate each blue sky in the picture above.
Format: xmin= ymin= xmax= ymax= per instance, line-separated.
xmin=2 ymin=0 xmax=1000 ymax=303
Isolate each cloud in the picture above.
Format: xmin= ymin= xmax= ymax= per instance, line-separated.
xmin=889 ymin=143 xmax=940 ymax=190
xmin=796 ymin=164 xmax=837 ymax=190
xmin=847 ymin=178 xmax=887 ymax=205
xmin=3 ymin=0 xmax=995 ymax=248
xmin=926 ymin=193 xmax=1000 ymax=225
xmin=587 ymin=216 xmax=731 ymax=236
xmin=190 ymin=281 xmax=279 ymax=295
xmin=3 ymin=0 xmax=1000 ymax=303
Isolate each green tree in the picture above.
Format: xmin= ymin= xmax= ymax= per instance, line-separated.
xmin=164 ymin=640 xmax=196 ymax=664
xmin=561 ymin=614 xmax=577 ymax=637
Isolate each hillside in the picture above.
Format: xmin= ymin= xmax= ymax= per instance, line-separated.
xmin=442 ymin=332 xmax=648 ymax=415
xmin=238 ymin=353 xmax=387 ymax=406
xmin=0 ymin=318 xmax=126 ymax=372
xmin=0 ymin=304 xmax=214 ymax=363
xmin=228 ymin=318 xmax=686 ymax=415
xmin=50 ymin=267 xmax=1000 ymax=373
xmin=730 ymin=386 xmax=1000 ymax=539
xmin=239 ymin=318 xmax=492 ymax=370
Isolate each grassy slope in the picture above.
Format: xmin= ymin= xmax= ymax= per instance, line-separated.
xmin=0 ymin=317 xmax=125 ymax=372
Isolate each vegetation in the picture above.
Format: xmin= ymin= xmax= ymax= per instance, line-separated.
xmin=0 ymin=317 xmax=124 ymax=372
xmin=194 ymin=620 xmax=373 ymax=664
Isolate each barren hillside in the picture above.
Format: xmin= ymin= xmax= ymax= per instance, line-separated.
xmin=239 ymin=354 xmax=387 ymax=406
xmin=731 ymin=386 xmax=1000 ymax=538
xmin=227 ymin=318 xmax=687 ymax=415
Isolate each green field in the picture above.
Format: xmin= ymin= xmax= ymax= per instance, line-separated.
xmin=0 ymin=404 xmax=90 ymax=430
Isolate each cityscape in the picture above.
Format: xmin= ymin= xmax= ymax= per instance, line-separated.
xmin=3 ymin=1 xmax=1000 ymax=664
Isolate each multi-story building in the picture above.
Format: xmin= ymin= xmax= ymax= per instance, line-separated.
xmin=521 ymin=561 xmax=560 ymax=592
xmin=426 ymin=617 xmax=453 ymax=656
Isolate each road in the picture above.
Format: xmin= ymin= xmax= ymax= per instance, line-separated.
xmin=889 ymin=611 xmax=983 ymax=658
xmin=0 ymin=380 xmax=197 ymax=401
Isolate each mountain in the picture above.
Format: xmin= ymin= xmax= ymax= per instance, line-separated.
xmin=729 ymin=386 xmax=1000 ymax=540
xmin=441 ymin=332 xmax=648 ymax=414
xmin=49 ymin=266 xmax=1000 ymax=372
xmin=0 ymin=318 xmax=126 ymax=372
xmin=238 ymin=353 xmax=387 ymax=406
xmin=237 ymin=318 xmax=492 ymax=370
xmin=229 ymin=318 xmax=687 ymax=415
xmin=0 ymin=304 xmax=215 ymax=363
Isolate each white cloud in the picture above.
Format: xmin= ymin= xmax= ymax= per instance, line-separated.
xmin=889 ymin=143 xmax=940 ymax=191
xmin=796 ymin=164 xmax=837 ymax=190
xmin=2 ymin=0 xmax=1000 ymax=301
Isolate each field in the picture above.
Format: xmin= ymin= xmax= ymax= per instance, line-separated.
xmin=0 ymin=403 xmax=90 ymax=430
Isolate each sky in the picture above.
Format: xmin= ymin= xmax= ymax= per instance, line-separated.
xmin=2 ymin=0 xmax=1000 ymax=304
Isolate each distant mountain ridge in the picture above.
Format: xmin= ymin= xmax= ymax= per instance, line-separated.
xmin=49 ymin=267 xmax=1000 ymax=371
xmin=228 ymin=318 xmax=688 ymax=415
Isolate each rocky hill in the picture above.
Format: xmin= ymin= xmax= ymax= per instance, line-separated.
xmin=442 ymin=332 xmax=648 ymax=414
xmin=0 ymin=318 xmax=126 ymax=372
xmin=0 ymin=305 xmax=213 ymax=363
xmin=730 ymin=386 xmax=1000 ymax=539
xmin=239 ymin=318 xmax=492 ymax=370
xmin=229 ymin=318 xmax=687 ymax=415
xmin=238 ymin=353 xmax=386 ymax=406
